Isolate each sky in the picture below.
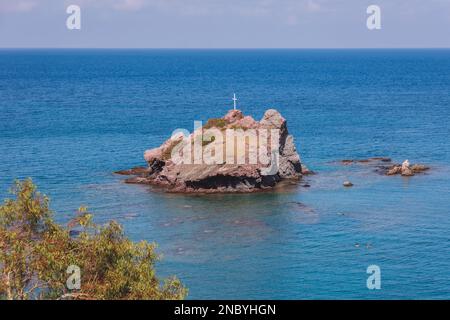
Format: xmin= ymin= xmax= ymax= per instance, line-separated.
xmin=0 ymin=0 xmax=449 ymax=48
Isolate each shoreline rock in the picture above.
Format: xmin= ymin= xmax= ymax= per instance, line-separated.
xmin=114 ymin=167 xmax=149 ymax=176
xmin=116 ymin=109 xmax=307 ymax=193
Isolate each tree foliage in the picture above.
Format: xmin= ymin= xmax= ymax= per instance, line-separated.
xmin=0 ymin=179 xmax=187 ymax=300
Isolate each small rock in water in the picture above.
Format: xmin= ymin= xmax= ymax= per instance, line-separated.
xmin=387 ymin=165 xmax=402 ymax=175
xmin=343 ymin=181 xmax=354 ymax=187
xmin=401 ymin=159 xmax=414 ymax=176
xmin=384 ymin=159 xmax=429 ymax=176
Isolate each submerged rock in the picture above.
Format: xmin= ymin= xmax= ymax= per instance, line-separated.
xmin=117 ymin=109 xmax=306 ymax=193
xmin=340 ymin=157 xmax=392 ymax=165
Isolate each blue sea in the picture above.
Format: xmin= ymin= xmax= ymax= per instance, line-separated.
xmin=1 ymin=49 xmax=449 ymax=299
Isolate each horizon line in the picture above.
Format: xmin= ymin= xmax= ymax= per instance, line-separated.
xmin=1 ymin=47 xmax=450 ymax=50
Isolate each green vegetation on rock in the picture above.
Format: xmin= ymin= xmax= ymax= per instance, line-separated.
xmin=203 ymin=118 xmax=227 ymax=130
xmin=162 ymin=139 xmax=182 ymax=161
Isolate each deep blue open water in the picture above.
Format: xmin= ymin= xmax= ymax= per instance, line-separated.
xmin=1 ymin=49 xmax=449 ymax=299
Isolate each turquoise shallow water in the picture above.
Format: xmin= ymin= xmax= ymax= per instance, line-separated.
xmin=1 ymin=49 xmax=449 ymax=299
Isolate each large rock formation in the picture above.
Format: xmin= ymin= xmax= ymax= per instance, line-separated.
xmin=117 ymin=109 xmax=306 ymax=193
